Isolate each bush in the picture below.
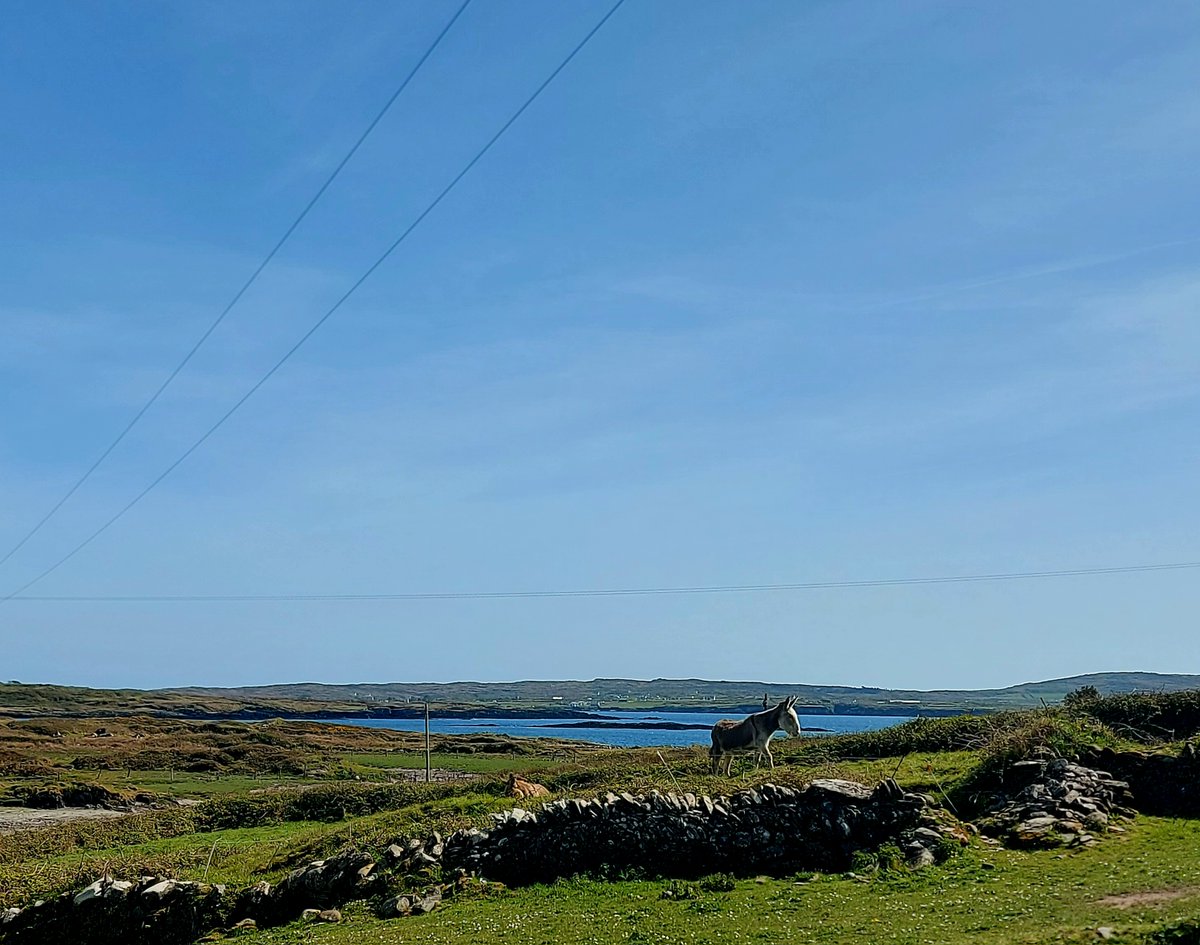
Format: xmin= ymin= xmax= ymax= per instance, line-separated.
xmin=1071 ymin=690 xmax=1200 ymax=742
xmin=661 ymin=880 xmax=700 ymax=900
xmin=699 ymin=873 xmax=736 ymax=892
xmin=788 ymin=713 xmax=1032 ymax=761
xmin=1150 ymin=918 xmax=1200 ymax=944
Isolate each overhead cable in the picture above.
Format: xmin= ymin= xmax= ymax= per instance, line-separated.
xmin=0 ymin=0 xmax=474 ymax=572
xmin=1 ymin=0 xmax=628 ymax=602
xmin=9 ymin=559 xmax=1199 ymax=602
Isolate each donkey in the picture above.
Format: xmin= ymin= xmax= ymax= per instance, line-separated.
xmin=709 ymin=696 xmax=803 ymax=775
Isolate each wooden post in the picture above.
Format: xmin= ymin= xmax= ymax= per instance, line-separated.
xmin=424 ymin=702 xmax=431 ymax=783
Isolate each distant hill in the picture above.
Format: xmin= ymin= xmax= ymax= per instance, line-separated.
xmin=171 ymin=671 xmax=1200 ymax=713
xmin=3 ymin=671 xmax=1196 ymax=719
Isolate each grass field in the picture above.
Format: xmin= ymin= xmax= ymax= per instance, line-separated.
xmin=344 ymin=751 xmax=558 ymax=774
xmin=249 ymin=818 xmax=1200 ymax=945
xmin=3 ymin=694 xmax=1200 ymax=943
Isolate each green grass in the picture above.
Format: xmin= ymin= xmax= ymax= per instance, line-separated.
xmin=0 ymin=786 xmax=519 ymax=909
xmin=249 ymin=817 xmax=1200 ymax=945
xmin=5 ymin=704 xmax=1200 ymax=943
xmin=344 ymin=752 xmax=556 ymax=774
xmin=81 ymin=768 xmax=317 ymax=797
xmin=0 ymin=820 xmax=328 ymax=907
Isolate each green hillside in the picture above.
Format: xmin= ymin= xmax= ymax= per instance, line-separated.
xmin=3 ymin=671 xmax=1197 ymax=719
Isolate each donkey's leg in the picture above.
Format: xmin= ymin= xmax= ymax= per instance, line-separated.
xmin=764 ymin=742 xmax=774 ymax=770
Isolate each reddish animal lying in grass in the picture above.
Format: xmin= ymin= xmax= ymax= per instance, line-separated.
xmin=505 ymin=774 xmax=551 ymax=798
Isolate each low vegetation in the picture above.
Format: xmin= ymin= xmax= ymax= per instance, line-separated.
xmin=2 ymin=690 xmax=1198 ymax=943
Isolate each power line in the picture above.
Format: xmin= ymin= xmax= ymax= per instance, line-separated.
xmin=8 ymin=559 xmax=1200 ymax=602
xmin=0 ymin=0 xmax=474 ymax=573
xmin=1 ymin=0 xmax=629 ymax=603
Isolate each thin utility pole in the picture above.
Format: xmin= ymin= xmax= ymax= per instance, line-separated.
xmin=424 ymin=702 xmax=431 ymax=783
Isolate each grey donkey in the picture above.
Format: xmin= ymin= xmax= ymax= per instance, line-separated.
xmin=709 ymin=696 xmax=803 ymax=775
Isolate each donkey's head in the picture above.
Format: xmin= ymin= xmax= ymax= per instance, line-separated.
xmin=777 ymin=696 xmax=803 ymax=738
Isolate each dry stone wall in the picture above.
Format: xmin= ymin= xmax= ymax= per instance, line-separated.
xmin=0 ymin=778 xmax=955 ymax=945
xmin=442 ymin=778 xmax=943 ymax=885
xmin=1081 ymin=743 xmax=1200 ymax=817
xmin=0 ymin=877 xmax=227 ymax=945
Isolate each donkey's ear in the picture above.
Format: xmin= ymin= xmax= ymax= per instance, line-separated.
xmin=787 ymin=695 xmax=798 ymax=708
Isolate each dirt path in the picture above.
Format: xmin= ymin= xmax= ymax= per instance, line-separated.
xmin=0 ymin=806 xmax=132 ymax=834
xmin=1096 ymin=887 xmax=1200 ymax=908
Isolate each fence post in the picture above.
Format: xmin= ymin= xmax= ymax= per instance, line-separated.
xmin=424 ymin=702 xmax=431 ymax=783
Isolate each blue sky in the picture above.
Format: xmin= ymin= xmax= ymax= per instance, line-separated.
xmin=2 ymin=1 xmax=1198 ymax=690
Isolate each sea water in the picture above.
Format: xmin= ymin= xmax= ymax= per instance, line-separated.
xmin=314 ymin=710 xmax=910 ymax=748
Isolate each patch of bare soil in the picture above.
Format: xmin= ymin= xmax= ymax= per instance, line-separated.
xmin=0 ymin=806 xmax=131 ymax=834
xmin=1097 ymin=887 xmax=1200 ymax=908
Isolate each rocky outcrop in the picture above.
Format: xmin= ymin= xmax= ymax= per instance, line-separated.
xmin=977 ymin=757 xmax=1133 ymax=848
xmin=442 ymin=779 xmax=950 ymax=885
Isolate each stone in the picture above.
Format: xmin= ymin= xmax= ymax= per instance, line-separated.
xmin=911 ymin=827 xmax=943 ymax=846
xmin=142 ymin=879 xmax=178 ymax=900
xmin=302 ymin=909 xmax=322 ymax=921
xmin=414 ymin=888 xmax=443 ymax=914
xmin=100 ymin=880 xmax=130 ymax=897
xmin=377 ymin=894 xmax=412 ymax=918
xmin=807 ymin=779 xmax=873 ymax=801
xmin=1010 ymin=819 xmax=1061 ymax=848
xmin=73 ymin=880 xmax=107 ymax=906
xmin=318 ymin=909 xmax=342 ymax=922
xmin=907 ymin=847 xmax=936 ymax=868
xmin=230 ymin=918 xmax=257 ymax=932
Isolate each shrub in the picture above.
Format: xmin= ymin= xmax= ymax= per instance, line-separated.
xmin=661 ymin=880 xmax=700 ymax=900
xmin=1071 ymin=690 xmax=1200 ymax=742
xmin=699 ymin=873 xmax=736 ymax=892
xmin=1150 ymin=918 xmax=1200 ymax=944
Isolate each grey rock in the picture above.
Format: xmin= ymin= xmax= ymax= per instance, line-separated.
xmin=141 ymin=879 xmax=178 ymax=900
xmin=911 ymin=827 xmax=943 ymax=846
xmin=73 ymin=880 xmax=106 ymax=906
xmin=906 ymin=846 xmax=936 ymax=868
xmin=384 ymin=843 xmax=405 ymax=863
